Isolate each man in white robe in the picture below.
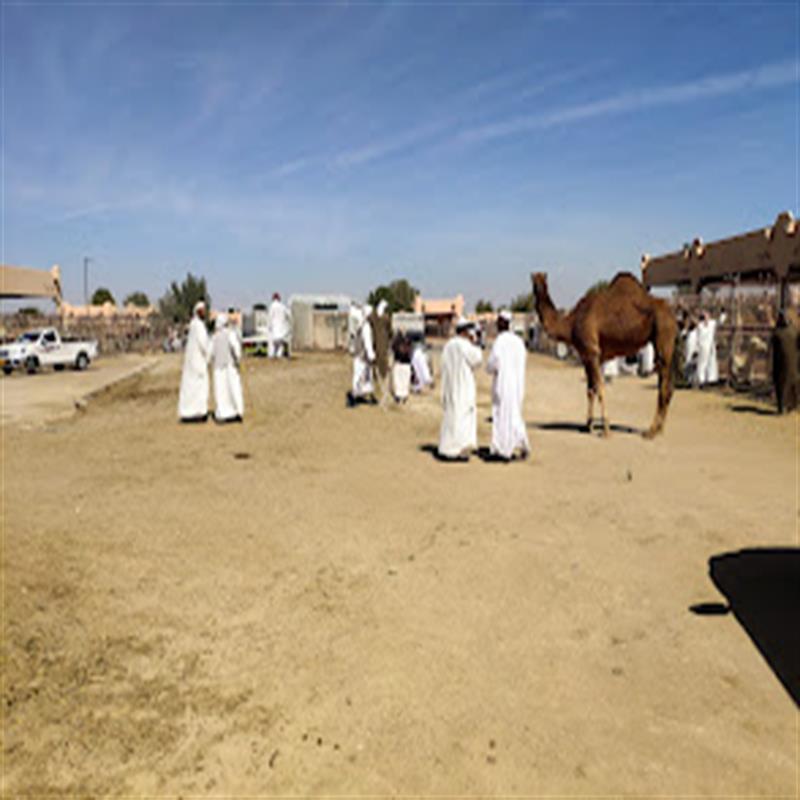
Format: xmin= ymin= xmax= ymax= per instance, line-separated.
xmin=638 ymin=342 xmax=655 ymax=376
xmin=178 ymin=301 xmax=210 ymax=422
xmin=695 ymin=311 xmax=719 ymax=386
xmin=347 ymin=301 xmax=364 ymax=356
xmin=211 ymin=313 xmax=244 ymax=422
xmin=486 ymin=310 xmax=530 ymax=460
xmin=684 ymin=318 xmax=699 ymax=386
xmin=411 ymin=341 xmax=433 ymax=392
xmin=267 ymin=292 xmax=292 ymax=359
xmin=438 ymin=318 xmax=482 ymax=461
xmin=348 ymin=304 xmax=376 ymax=406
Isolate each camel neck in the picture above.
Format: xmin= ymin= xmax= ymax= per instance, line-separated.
xmin=536 ymin=289 xmax=572 ymax=342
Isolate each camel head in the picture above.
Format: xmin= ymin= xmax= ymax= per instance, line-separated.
xmin=531 ymin=272 xmax=549 ymax=303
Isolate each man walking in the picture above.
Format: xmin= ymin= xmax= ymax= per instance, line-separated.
xmin=211 ymin=313 xmax=244 ymax=423
xmin=267 ymin=292 xmax=292 ymax=359
xmin=486 ymin=310 xmax=530 ymax=460
xmin=178 ymin=301 xmax=210 ymax=422
xmin=438 ymin=318 xmax=482 ymax=461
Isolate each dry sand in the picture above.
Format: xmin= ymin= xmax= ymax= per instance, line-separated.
xmin=2 ymin=350 xmax=797 ymax=794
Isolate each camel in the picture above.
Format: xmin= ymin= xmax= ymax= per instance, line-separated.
xmin=531 ymin=271 xmax=677 ymax=438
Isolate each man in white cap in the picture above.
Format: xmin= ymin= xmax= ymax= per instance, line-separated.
xmin=486 ymin=310 xmax=530 ymax=460
xmin=178 ymin=301 xmax=211 ymax=422
xmin=267 ymin=292 xmax=292 ymax=359
xmin=211 ymin=313 xmax=244 ymax=422
xmin=438 ymin=317 xmax=483 ymax=460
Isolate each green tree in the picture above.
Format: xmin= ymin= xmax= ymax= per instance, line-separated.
xmin=475 ymin=299 xmax=494 ymax=313
xmin=510 ymin=292 xmax=535 ymax=312
xmin=17 ymin=306 xmax=42 ymax=316
xmin=91 ymin=287 xmax=116 ymax=306
xmin=367 ymin=278 xmax=418 ymax=313
xmin=124 ymin=291 xmax=151 ymax=308
xmin=158 ymin=273 xmax=211 ymax=324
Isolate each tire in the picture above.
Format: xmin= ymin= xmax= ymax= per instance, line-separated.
xmin=75 ymin=353 xmax=89 ymax=371
xmin=25 ymin=356 xmax=39 ymax=374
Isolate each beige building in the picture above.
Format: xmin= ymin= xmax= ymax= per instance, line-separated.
xmin=413 ymin=294 xmax=465 ymax=337
xmin=61 ymin=301 xmax=156 ymax=320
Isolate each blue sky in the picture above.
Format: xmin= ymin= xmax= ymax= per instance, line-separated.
xmin=2 ymin=1 xmax=797 ymax=310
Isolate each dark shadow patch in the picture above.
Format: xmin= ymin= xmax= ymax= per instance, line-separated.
xmin=689 ymin=602 xmax=730 ymax=616
xmin=418 ymin=444 xmax=469 ymax=463
xmin=233 ymin=452 xmax=252 ymax=460
xmin=531 ymin=421 xmax=641 ymax=435
xmin=729 ymin=403 xmax=778 ymax=417
xmin=475 ymin=446 xmax=515 ymax=464
xmin=705 ymin=548 xmax=800 ymax=706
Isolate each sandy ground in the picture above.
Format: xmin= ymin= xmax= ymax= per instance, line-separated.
xmin=2 ymin=349 xmax=797 ymax=795
xmin=1 ymin=354 xmax=157 ymax=427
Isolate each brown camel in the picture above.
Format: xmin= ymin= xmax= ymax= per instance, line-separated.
xmin=531 ymin=271 xmax=677 ymax=438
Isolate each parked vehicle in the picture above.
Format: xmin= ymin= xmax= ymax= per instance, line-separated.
xmin=0 ymin=328 xmax=99 ymax=375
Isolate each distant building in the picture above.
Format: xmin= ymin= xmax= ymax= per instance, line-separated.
xmin=61 ymin=301 xmax=156 ymax=320
xmin=413 ymin=294 xmax=464 ymax=338
xmin=290 ymin=294 xmax=352 ymax=350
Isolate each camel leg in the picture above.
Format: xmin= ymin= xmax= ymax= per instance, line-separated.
xmin=587 ymin=355 xmax=609 ymax=436
xmin=644 ymin=331 xmax=675 ymax=439
xmin=584 ymin=361 xmax=596 ymax=432
xmin=597 ymin=373 xmax=610 ymax=437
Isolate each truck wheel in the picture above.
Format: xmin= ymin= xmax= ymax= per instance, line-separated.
xmin=2 ymin=366 xmax=12 ymax=376
xmin=25 ymin=356 xmax=39 ymax=374
xmin=75 ymin=353 xmax=89 ymax=371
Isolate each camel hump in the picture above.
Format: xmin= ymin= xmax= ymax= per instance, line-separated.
xmin=609 ymin=271 xmax=644 ymax=287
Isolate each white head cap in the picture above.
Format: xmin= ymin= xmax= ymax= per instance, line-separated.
xmin=455 ymin=316 xmax=472 ymax=332
xmin=215 ymin=312 xmax=228 ymax=331
xmin=499 ymin=309 xmax=513 ymax=322
xmin=193 ymin=300 xmax=206 ymax=316
xmin=377 ymin=299 xmax=388 ymax=316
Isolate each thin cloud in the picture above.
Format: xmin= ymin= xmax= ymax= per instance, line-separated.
xmin=332 ymin=119 xmax=450 ymax=169
xmin=458 ymin=59 xmax=798 ymax=145
xmin=270 ymin=157 xmax=314 ymax=179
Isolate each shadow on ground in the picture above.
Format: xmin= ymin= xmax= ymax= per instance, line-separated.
xmin=729 ymin=403 xmax=778 ymax=417
xmin=419 ymin=443 xmax=467 ymax=463
xmin=530 ymin=421 xmax=641 ymax=436
xmin=692 ymin=548 xmax=800 ymax=706
xmin=418 ymin=444 xmax=525 ymax=464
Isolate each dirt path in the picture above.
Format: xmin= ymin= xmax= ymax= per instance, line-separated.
xmin=1 ymin=353 xmax=157 ymax=427
xmin=2 ymin=351 xmax=796 ymax=794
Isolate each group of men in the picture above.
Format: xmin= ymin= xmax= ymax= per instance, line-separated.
xmin=178 ymin=301 xmax=245 ymax=423
xmin=439 ymin=311 xmax=530 ymax=462
xmin=347 ymin=301 xmax=529 ymax=462
xmin=347 ymin=299 xmax=434 ymax=407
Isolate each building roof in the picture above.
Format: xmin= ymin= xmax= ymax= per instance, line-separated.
xmin=289 ymin=293 xmax=352 ymax=309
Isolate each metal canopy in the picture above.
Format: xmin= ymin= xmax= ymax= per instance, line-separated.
xmin=1 ymin=264 xmax=62 ymax=302
xmin=641 ymin=212 xmax=799 ymax=292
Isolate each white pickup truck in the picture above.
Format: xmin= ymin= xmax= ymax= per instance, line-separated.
xmin=0 ymin=328 xmax=99 ymax=375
